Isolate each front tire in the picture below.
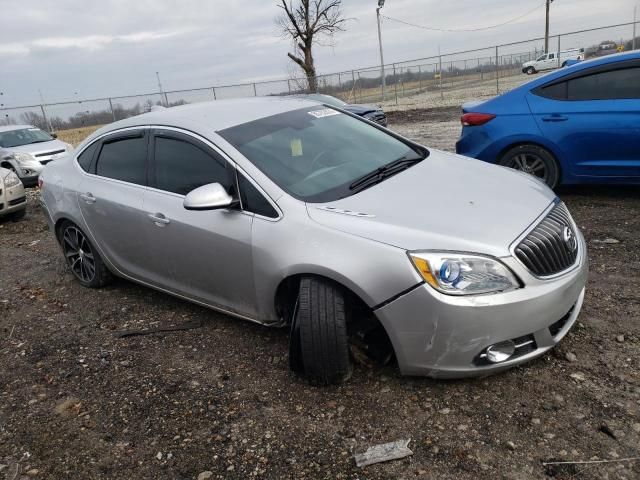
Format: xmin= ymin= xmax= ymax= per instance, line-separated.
xmin=526 ymin=66 xmax=536 ymax=75
xmin=294 ymin=277 xmax=352 ymax=385
xmin=58 ymin=221 xmax=113 ymax=288
xmin=499 ymin=144 xmax=560 ymax=188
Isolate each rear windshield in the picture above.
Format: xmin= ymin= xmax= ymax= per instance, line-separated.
xmin=218 ymin=107 xmax=424 ymax=202
xmin=0 ymin=128 xmax=54 ymax=148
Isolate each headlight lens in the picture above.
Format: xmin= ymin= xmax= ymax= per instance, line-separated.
xmin=409 ymin=252 xmax=520 ymax=296
xmin=10 ymin=152 xmax=35 ymax=164
xmin=3 ymin=170 xmax=22 ymax=188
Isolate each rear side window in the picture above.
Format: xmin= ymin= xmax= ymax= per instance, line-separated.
xmin=567 ymin=67 xmax=640 ymax=100
xmin=538 ymin=81 xmax=568 ymax=100
xmin=95 ymin=135 xmax=147 ymax=185
xmin=535 ymin=67 xmax=640 ymax=101
xmin=153 ymin=136 xmax=230 ymax=195
xmin=77 ymin=142 xmax=99 ymax=172
xmin=238 ymin=174 xmax=278 ymax=219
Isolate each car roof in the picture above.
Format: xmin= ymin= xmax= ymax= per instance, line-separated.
xmin=0 ymin=124 xmax=37 ymax=133
xmin=86 ymin=96 xmax=322 ymax=144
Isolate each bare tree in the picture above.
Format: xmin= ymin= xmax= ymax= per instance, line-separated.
xmin=277 ymin=0 xmax=347 ymax=92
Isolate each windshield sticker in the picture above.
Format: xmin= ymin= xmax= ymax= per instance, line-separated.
xmin=308 ymin=108 xmax=341 ymax=119
xmin=28 ymin=128 xmax=40 ymax=131
xmin=290 ymin=138 xmax=303 ymax=157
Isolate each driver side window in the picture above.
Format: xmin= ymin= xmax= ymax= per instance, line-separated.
xmin=152 ymin=134 xmax=231 ymax=195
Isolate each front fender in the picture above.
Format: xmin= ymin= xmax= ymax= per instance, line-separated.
xmin=250 ymin=201 xmax=423 ymax=321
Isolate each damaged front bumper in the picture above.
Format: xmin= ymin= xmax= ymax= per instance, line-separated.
xmin=374 ymin=240 xmax=588 ymax=379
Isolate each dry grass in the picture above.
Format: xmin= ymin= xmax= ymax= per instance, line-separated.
xmin=55 ymin=125 xmax=102 ymax=147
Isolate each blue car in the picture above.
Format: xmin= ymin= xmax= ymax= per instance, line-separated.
xmin=456 ymin=51 xmax=640 ymax=187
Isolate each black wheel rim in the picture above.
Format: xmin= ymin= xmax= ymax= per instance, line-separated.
xmin=62 ymin=226 xmax=96 ymax=283
xmin=506 ymin=153 xmax=549 ymax=184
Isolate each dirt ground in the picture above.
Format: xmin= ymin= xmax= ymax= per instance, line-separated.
xmin=1 ymin=108 xmax=639 ymax=480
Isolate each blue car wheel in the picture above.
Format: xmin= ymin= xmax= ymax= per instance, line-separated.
xmin=498 ymin=144 xmax=560 ymax=189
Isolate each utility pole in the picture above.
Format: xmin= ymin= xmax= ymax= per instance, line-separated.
xmin=545 ymin=0 xmax=554 ymax=53
xmin=156 ymin=71 xmax=167 ymax=106
xmin=38 ymin=89 xmax=53 ymax=133
xmin=634 ymin=5 xmax=637 ymax=51
xmin=376 ymin=0 xmax=386 ymax=101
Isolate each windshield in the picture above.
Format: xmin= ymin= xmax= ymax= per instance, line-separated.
xmin=536 ymin=55 xmax=547 ymax=61
xmin=0 ymin=127 xmax=54 ymax=148
xmin=219 ymin=106 xmax=426 ymax=203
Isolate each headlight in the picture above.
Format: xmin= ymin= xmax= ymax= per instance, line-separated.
xmin=9 ymin=152 xmax=35 ymax=164
xmin=3 ymin=170 xmax=22 ymax=188
xmin=409 ymin=252 xmax=520 ymax=296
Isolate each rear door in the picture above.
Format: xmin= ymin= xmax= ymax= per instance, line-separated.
xmin=141 ymin=128 xmax=256 ymax=318
xmin=527 ymin=60 xmax=640 ymax=178
xmin=77 ymin=128 xmax=153 ymax=279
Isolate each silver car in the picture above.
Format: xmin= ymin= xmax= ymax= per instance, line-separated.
xmin=0 ymin=166 xmax=27 ymax=220
xmin=0 ymin=125 xmax=73 ymax=187
xmin=39 ymin=98 xmax=588 ymax=384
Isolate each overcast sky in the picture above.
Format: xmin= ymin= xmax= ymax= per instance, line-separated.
xmin=0 ymin=0 xmax=636 ymax=106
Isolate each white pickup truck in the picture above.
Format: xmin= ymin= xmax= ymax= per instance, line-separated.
xmin=522 ymin=48 xmax=584 ymax=74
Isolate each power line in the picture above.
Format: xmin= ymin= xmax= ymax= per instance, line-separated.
xmin=381 ymin=2 xmax=547 ymax=33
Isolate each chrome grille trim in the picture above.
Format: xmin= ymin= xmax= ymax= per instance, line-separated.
xmin=513 ymin=202 xmax=579 ymax=278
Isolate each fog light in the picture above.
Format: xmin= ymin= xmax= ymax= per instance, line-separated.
xmin=486 ymin=340 xmax=516 ymax=363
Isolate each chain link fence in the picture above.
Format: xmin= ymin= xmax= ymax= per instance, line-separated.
xmin=1 ymin=21 xmax=637 ymax=132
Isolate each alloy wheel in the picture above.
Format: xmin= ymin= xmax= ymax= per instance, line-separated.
xmin=506 ymin=153 xmax=549 ymax=184
xmin=62 ymin=226 xmax=96 ymax=283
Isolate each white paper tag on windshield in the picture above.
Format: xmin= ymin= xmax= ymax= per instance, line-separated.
xmin=308 ymin=108 xmax=341 ymax=119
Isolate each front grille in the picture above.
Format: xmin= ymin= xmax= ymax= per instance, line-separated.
xmin=35 ymin=149 xmax=65 ymax=158
xmin=9 ymin=196 xmax=26 ymax=206
xmin=514 ymin=202 xmax=578 ymax=277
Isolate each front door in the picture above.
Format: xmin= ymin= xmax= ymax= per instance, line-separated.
xmin=141 ymin=129 xmax=256 ymax=318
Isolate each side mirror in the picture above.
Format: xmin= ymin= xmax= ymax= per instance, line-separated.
xmin=183 ymin=183 xmax=236 ymax=211
xmin=50 ymin=133 xmax=58 ymax=139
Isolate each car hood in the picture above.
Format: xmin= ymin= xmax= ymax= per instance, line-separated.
xmin=2 ymin=139 xmax=69 ymax=156
xmin=344 ymin=104 xmax=382 ymax=115
xmin=306 ymin=150 xmax=556 ymax=257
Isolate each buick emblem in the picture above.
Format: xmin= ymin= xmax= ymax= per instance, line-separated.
xmin=563 ymin=227 xmax=578 ymax=252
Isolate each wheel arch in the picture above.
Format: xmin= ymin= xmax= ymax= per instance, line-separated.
xmin=276 ymin=272 xmax=396 ymax=366
xmin=496 ymin=139 xmax=564 ymax=182
xmin=274 ymin=272 xmax=373 ymax=324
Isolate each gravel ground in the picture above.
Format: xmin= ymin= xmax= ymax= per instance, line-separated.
xmin=1 ymin=109 xmax=639 ymax=480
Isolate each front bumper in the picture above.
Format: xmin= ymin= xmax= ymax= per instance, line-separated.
xmin=375 ymin=236 xmax=588 ymax=378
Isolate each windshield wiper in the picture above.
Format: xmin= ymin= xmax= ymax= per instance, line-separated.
xmin=349 ymin=156 xmax=424 ymax=193
xmin=29 ymin=139 xmax=52 ymax=144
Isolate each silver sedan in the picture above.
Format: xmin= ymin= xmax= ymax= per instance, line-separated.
xmin=39 ymin=98 xmax=588 ymax=384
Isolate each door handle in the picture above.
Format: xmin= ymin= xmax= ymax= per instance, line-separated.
xmin=148 ymin=213 xmax=170 ymax=226
xmin=80 ymin=193 xmax=96 ymax=204
xmin=542 ymin=115 xmax=569 ymax=122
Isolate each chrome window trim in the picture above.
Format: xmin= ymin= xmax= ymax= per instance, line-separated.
xmin=73 ymin=125 xmax=283 ymax=221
